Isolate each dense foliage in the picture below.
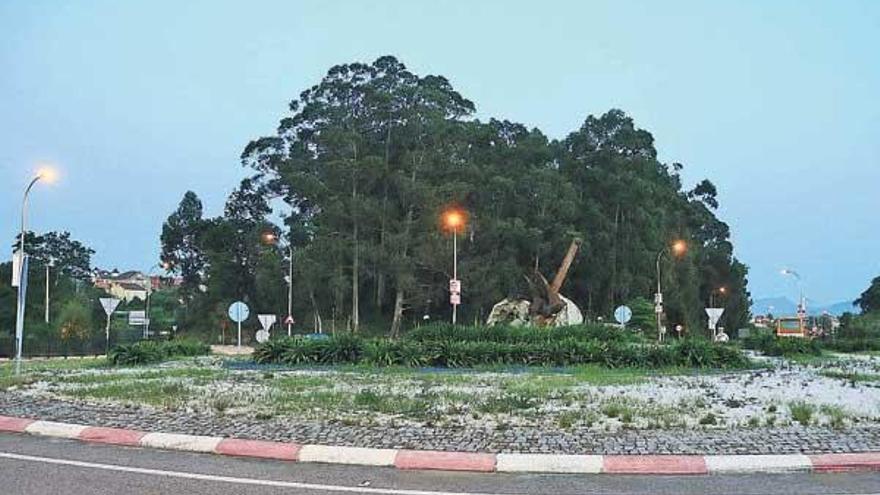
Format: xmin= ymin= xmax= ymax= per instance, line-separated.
xmin=253 ymin=324 xmax=748 ymax=369
xmin=161 ymin=56 xmax=751 ymax=338
xmin=827 ymin=311 xmax=880 ymax=352
xmin=108 ymin=339 xmax=210 ymax=366
xmin=741 ymin=328 xmax=823 ymax=357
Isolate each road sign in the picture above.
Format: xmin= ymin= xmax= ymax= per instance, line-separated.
xmin=284 ymin=315 xmax=295 ymax=325
xmin=11 ymin=250 xmax=22 ymax=287
xmin=228 ymin=301 xmax=250 ymax=348
xmin=654 ymin=303 xmax=663 ymax=314
xmin=99 ymin=298 xmax=121 ymax=316
xmin=255 ymin=330 xmax=270 ymax=343
xmin=258 ymin=314 xmax=277 ymax=331
xmin=706 ymin=308 xmax=725 ymax=330
xmin=450 ymin=293 xmax=461 ymax=306
xmin=228 ymin=301 xmax=250 ymax=323
xmin=129 ymin=310 xmax=147 ymax=326
xmin=449 ymin=279 xmax=461 ymax=294
xmin=614 ymin=305 xmax=633 ymax=325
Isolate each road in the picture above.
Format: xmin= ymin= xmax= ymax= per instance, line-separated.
xmin=1 ymin=433 xmax=879 ymax=495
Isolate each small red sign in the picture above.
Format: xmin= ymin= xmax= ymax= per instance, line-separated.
xmin=450 ymin=294 xmax=461 ymax=306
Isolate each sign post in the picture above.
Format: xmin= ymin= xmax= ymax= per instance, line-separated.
xmin=100 ymin=298 xmax=122 ymax=354
xmin=228 ymin=301 xmax=250 ymax=348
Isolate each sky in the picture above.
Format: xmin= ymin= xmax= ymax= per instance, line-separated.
xmin=1 ymin=0 xmax=878 ymax=306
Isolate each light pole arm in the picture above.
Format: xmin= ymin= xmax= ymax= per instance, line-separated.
xmin=19 ymin=176 xmax=42 ymax=256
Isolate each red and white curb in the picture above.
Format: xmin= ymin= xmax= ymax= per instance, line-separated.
xmin=2 ymin=415 xmax=879 ymax=475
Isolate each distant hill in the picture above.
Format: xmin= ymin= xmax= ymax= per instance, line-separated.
xmin=751 ymin=297 xmax=858 ymax=317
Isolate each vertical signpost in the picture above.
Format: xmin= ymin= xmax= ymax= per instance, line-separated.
xmin=228 ymin=301 xmax=250 ymax=348
xmin=100 ymin=298 xmax=121 ymax=354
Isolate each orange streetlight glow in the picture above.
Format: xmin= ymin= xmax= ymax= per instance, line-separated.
xmin=443 ymin=209 xmax=466 ymax=231
xmin=671 ymin=239 xmax=687 ymax=256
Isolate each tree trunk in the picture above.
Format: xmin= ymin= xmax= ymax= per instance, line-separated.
xmin=351 ymin=145 xmax=360 ymax=333
xmin=390 ymin=288 xmax=405 ymax=338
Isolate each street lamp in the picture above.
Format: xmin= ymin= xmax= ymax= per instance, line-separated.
xmin=442 ymin=208 xmax=467 ymax=325
xmin=710 ymin=286 xmax=727 ymax=308
xmin=13 ymin=166 xmax=57 ymax=370
xmin=145 ymin=262 xmax=171 ymax=339
xmin=262 ymin=231 xmax=295 ymax=336
xmin=654 ymin=239 xmax=687 ymax=343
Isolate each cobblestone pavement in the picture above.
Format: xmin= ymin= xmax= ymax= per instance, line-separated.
xmin=3 ymin=392 xmax=880 ymax=455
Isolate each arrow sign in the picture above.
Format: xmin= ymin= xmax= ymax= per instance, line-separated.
xmin=706 ymin=308 xmax=725 ymax=330
xmin=100 ymin=298 xmax=121 ymax=317
xmin=258 ymin=314 xmax=277 ymax=331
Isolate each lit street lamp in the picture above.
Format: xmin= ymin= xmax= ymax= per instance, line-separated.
xmin=654 ymin=239 xmax=687 ymax=343
xmin=262 ymin=231 xmax=295 ymax=336
xmin=710 ymin=286 xmax=727 ymax=308
xmin=442 ymin=208 xmax=467 ymax=325
xmin=14 ymin=166 xmax=57 ymax=370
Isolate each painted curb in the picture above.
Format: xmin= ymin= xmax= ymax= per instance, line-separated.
xmin=298 ymin=445 xmax=397 ymax=466
xmin=603 ymin=455 xmax=708 ymax=475
xmin=497 ymin=453 xmax=603 ymax=474
xmin=140 ymin=432 xmax=222 ymax=453
xmin=79 ymin=426 xmax=146 ymax=446
xmin=395 ymin=450 xmax=496 ymax=472
xmin=810 ymin=453 xmax=880 ymax=473
xmin=706 ymin=454 xmax=812 ymax=474
xmin=2 ymin=415 xmax=880 ymax=475
xmin=25 ymin=421 xmax=87 ymax=439
xmin=0 ymin=415 xmax=35 ymax=433
xmin=215 ymin=438 xmax=301 ymax=461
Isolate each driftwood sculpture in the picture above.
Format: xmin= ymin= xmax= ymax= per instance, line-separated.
xmin=487 ymin=238 xmax=584 ymax=327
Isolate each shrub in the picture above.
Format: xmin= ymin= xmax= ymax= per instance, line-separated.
xmin=251 ymin=327 xmax=749 ymax=369
xmin=742 ymin=329 xmax=822 ymax=357
xmin=108 ymin=339 xmax=210 ymax=366
xmin=789 ymin=401 xmax=815 ymax=426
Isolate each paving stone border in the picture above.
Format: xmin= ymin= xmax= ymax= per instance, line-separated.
xmin=3 ymin=393 xmax=880 ymax=455
xmin=2 ymin=414 xmax=880 ymax=475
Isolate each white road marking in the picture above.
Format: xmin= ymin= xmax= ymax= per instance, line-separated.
xmin=0 ymin=451 xmax=506 ymax=495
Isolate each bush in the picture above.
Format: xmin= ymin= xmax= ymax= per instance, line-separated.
xmin=252 ymin=328 xmax=749 ymax=369
xmin=108 ymin=338 xmax=210 ymax=365
xmin=742 ymin=328 xmax=822 ymax=356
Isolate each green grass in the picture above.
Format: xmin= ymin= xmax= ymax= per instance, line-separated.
xmin=67 ymin=381 xmax=190 ymax=408
xmin=789 ymin=401 xmax=816 ymax=426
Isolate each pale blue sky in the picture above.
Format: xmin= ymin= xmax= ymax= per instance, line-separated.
xmin=1 ymin=0 xmax=878 ymax=305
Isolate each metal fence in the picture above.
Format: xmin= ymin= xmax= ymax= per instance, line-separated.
xmin=0 ymin=327 xmax=146 ymax=358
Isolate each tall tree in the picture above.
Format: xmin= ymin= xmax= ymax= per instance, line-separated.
xmin=161 ymin=191 xmax=206 ymax=300
xmin=855 ymin=276 xmax=880 ymax=313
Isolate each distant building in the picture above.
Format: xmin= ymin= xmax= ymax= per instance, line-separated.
xmin=92 ymin=268 xmax=181 ymax=302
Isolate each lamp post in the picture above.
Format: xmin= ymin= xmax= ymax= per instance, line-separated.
xmin=442 ymin=208 xmax=466 ymax=325
xmin=14 ymin=167 xmax=56 ymax=371
xmin=45 ymin=257 xmax=55 ymax=324
xmin=654 ymin=239 xmax=687 ymax=343
xmin=145 ymin=262 xmax=170 ymax=339
xmin=262 ymin=231 xmax=295 ymax=336
xmin=710 ymin=286 xmax=727 ymax=308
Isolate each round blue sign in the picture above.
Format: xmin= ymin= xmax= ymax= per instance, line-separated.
xmin=614 ymin=305 xmax=633 ymax=325
xmin=228 ymin=301 xmax=250 ymax=323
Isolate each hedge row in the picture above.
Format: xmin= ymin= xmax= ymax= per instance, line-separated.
xmin=253 ymin=333 xmax=748 ymax=369
xmin=108 ymin=339 xmax=211 ymax=365
xmin=404 ymin=323 xmax=643 ymax=345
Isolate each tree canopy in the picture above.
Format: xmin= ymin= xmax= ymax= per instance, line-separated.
xmin=163 ymin=55 xmax=751 ymax=337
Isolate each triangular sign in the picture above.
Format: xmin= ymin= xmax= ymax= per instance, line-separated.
xmin=100 ymin=298 xmax=121 ymax=317
xmin=258 ymin=314 xmax=277 ymax=331
xmin=705 ymin=307 xmax=725 ymax=330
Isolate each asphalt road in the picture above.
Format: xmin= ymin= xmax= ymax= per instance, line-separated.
xmin=1 ymin=433 xmax=880 ymax=495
